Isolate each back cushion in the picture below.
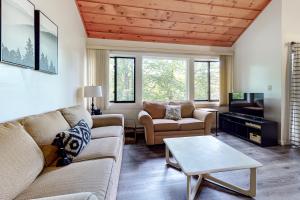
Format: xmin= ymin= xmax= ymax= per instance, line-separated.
xmin=22 ymin=111 xmax=71 ymax=166
xmin=143 ymin=101 xmax=166 ymax=119
xmin=0 ymin=122 xmax=44 ymax=200
xmin=60 ymin=105 xmax=93 ymax=129
xmin=169 ymin=101 xmax=195 ymax=118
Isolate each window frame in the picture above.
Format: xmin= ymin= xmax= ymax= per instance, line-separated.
xmin=110 ymin=56 xmax=136 ymax=103
xmin=194 ymin=60 xmax=220 ymax=102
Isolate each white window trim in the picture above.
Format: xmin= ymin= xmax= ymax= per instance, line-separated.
xmin=107 ymin=51 xmax=220 ymax=110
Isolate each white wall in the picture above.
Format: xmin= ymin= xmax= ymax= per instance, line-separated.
xmin=233 ymin=0 xmax=283 ymax=143
xmin=0 ymin=0 xmax=86 ymax=122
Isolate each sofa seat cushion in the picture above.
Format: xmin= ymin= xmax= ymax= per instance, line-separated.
xmin=153 ymin=119 xmax=179 ymax=132
xmin=0 ymin=122 xmax=44 ymax=200
xmin=73 ymin=137 xmax=121 ymax=162
xmin=178 ymin=118 xmax=204 ymax=131
xmin=60 ymin=105 xmax=93 ymax=129
xmin=15 ymin=159 xmax=114 ymax=200
xmin=91 ymin=126 xmax=123 ymax=139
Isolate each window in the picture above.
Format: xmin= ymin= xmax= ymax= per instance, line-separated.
xmin=194 ymin=61 xmax=220 ymax=101
xmin=109 ymin=57 xmax=135 ymax=103
xmin=143 ymin=57 xmax=187 ymax=101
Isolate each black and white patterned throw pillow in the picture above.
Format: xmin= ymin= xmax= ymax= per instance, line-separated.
xmin=52 ymin=119 xmax=91 ymax=166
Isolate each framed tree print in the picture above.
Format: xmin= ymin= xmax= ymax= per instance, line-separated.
xmin=35 ymin=10 xmax=58 ymax=74
xmin=1 ymin=0 xmax=35 ymax=68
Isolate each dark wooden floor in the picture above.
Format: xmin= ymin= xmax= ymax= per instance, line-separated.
xmin=117 ymin=133 xmax=300 ymax=200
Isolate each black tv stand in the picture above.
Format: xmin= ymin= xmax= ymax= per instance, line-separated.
xmin=219 ymin=112 xmax=278 ymax=147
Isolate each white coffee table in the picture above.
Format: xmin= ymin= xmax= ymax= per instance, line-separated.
xmin=164 ymin=136 xmax=262 ymax=200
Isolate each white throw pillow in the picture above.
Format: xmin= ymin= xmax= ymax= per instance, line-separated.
xmin=165 ymin=105 xmax=182 ymax=120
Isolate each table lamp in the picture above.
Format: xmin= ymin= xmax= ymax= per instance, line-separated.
xmin=84 ymin=86 xmax=103 ymax=115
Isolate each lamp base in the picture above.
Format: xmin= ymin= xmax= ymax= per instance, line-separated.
xmin=91 ymin=109 xmax=102 ymax=115
xmin=90 ymin=98 xmax=102 ymax=115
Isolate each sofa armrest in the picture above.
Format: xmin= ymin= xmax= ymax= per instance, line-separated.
xmin=193 ymin=109 xmax=214 ymax=134
xmin=32 ymin=192 xmax=98 ymax=200
xmin=92 ymin=114 xmax=124 ymax=128
xmin=138 ymin=110 xmax=155 ymax=145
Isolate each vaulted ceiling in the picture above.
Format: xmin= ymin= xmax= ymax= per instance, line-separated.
xmin=76 ymin=0 xmax=271 ymax=47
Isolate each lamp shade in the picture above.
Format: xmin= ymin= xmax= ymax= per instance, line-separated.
xmin=84 ymin=86 xmax=102 ymax=97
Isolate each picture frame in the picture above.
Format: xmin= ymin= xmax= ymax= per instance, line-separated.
xmin=0 ymin=0 xmax=35 ymax=69
xmin=35 ymin=10 xmax=58 ymax=74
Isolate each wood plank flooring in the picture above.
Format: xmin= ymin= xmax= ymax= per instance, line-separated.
xmin=117 ymin=133 xmax=300 ymax=200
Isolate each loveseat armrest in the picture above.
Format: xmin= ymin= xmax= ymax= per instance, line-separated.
xmin=92 ymin=114 xmax=124 ymax=128
xmin=138 ymin=110 xmax=155 ymax=145
xmin=32 ymin=192 xmax=98 ymax=200
xmin=193 ymin=109 xmax=214 ymax=134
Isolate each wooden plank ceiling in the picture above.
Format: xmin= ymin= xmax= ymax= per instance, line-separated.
xmin=76 ymin=0 xmax=271 ymax=47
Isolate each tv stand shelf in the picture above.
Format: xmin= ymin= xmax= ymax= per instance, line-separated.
xmin=219 ymin=112 xmax=278 ymax=147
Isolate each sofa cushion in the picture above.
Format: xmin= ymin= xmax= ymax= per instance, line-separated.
xmin=60 ymin=105 xmax=93 ymax=129
xmin=153 ymin=119 xmax=179 ymax=132
xmin=22 ymin=111 xmax=71 ymax=145
xmin=52 ymin=120 xmax=92 ymax=166
xmin=73 ymin=137 xmax=121 ymax=162
xmin=22 ymin=111 xmax=71 ymax=166
xmin=169 ymin=101 xmax=195 ymax=118
xmin=143 ymin=101 xmax=166 ymax=119
xmin=165 ymin=105 xmax=181 ymax=120
xmin=178 ymin=118 xmax=204 ymax=131
xmin=0 ymin=122 xmax=44 ymax=200
xmin=91 ymin=126 xmax=123 ymax=139
xmin=15 ymin=159 xmax=114 ymax=200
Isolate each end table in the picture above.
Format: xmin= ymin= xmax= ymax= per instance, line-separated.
xmin=124 ymin=119 xmax=137 ymax=144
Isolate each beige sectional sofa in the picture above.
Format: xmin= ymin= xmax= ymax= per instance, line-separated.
xmin=138 ymin=101 xmax=214 ymax=145
xmin=0 ymin=105 xmax=124 ymax=200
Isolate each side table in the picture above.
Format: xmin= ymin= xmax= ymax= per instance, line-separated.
xmin=124 ymin=119 xmax=137 ymax=144
xmin=200 ymin=108 xmax=219 ymax=136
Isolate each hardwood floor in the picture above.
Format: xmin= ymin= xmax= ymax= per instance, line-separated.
xmin=117 ymin=133 xmax=300 ymax=200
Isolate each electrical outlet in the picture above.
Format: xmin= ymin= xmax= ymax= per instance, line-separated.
xmin=267 ymin=85 xmax=272 ymax=91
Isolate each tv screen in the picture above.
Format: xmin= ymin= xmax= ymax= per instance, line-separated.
xmin=229 ymin=93 xmax=264 ymax=118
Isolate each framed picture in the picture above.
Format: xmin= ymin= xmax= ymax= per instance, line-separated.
xmin=35 ymin=10 xmax=58 ymax=74
xmin=0 ymin=0 xmax=35 ymax=68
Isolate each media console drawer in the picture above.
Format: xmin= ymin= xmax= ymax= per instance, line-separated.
xmin=249 ymin=133 xmax=261 ymax=144
xmin=245 ymin=122 xmax=261 ymax=130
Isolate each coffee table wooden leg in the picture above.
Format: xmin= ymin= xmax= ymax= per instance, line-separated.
xmin=203 ymin=168 xmax=257 ymax=197
xmin=165 ymin=146 xmax=180 ymax=169
xmin=187 ymin=175 xmax=202 ymax=200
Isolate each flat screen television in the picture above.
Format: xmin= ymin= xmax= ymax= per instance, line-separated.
xmin=229 ymin=93 xmax=264 ymax=118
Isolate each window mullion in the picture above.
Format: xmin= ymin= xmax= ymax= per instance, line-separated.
xmin=208 ymin=61 xmax=211 ymax=101
xmin=114 ymin=57 xmax=117 ymax=102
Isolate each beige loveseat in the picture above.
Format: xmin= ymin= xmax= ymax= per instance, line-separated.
xmin=138 ymin=101 xmax=214 ymax=145
xmin=0 ymin=105 xmax=124 ymax=200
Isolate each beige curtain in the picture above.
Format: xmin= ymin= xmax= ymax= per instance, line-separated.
xmin=86 ymin=49 xmax=109 ymax=110
xmin=219 ymin=55 xmax=233 ymax=106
